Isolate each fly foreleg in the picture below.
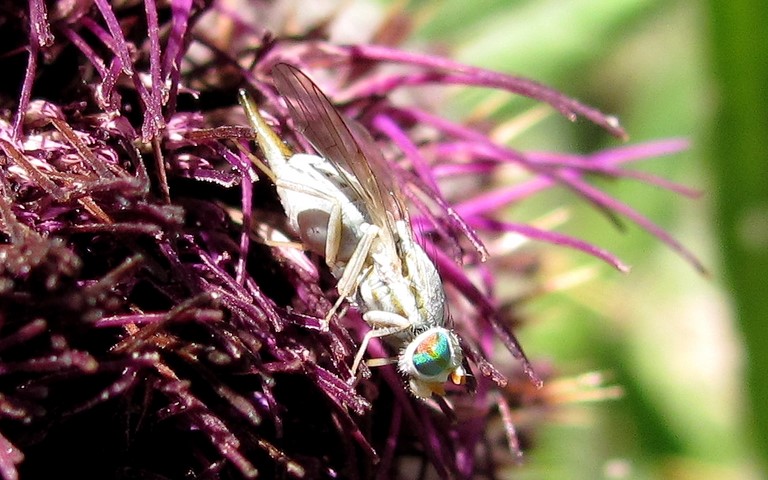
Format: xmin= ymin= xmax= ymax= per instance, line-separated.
xmin=350 ymin=311 xmax=411 ymax=379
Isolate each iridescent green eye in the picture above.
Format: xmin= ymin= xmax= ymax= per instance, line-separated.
xmin=400 ymin=327 xmax=464 ymax=397
xmin=411 ymin=330 xmax=453 ymax=377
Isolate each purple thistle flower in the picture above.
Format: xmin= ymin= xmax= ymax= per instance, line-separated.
xmin=0 ymin=1 xmax=699 ymax=479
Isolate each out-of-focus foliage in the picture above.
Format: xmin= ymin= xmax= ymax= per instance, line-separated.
xmin=707 ymin=0 xmax=768 ymax=476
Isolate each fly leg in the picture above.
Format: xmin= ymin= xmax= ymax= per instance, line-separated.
xmin=272 ymin=176 xmax=381 ymax=326
xmin=273 ymin=177 xmax=378 ymax=285
xmin=349 ymin=311 xmax=411 ymax=379
xmin=324 ymin=223 xmax=379 ymax=323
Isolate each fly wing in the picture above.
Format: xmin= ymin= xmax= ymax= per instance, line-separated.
xmin=346 ymin=116 xmax=410 ymax=226
xmin=272 ymin=63 xmax=409 ymax=258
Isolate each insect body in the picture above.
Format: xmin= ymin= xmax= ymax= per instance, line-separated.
xmin=239 ymin=64 xmax=466 ymax=398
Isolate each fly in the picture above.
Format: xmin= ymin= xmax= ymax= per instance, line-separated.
xmin=239 ymin=63 xmax=466 ymax=398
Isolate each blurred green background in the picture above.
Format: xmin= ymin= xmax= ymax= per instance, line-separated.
xmin=400 ymin=0 xmax=765 ymax=478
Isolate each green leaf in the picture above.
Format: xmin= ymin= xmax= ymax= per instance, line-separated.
xmin=707 ymin=0 xmax=768 ymax=474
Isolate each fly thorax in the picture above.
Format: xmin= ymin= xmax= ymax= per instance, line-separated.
xmin=355 ymin=261 xmax=421 ymax=331
xmin=355 ymin=232 xmax=447 ymax=332
xmin=399 ymin=237 xmax=447 ymax=329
